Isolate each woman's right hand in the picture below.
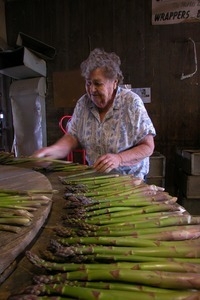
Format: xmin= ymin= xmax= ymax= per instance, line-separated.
xmin=31 ymin=145 xmax=61 ymax=167
xmin=32 ymin=134 xmax=78 ymax=165
xmin=33 ymin=146 xmax=57 ymax=159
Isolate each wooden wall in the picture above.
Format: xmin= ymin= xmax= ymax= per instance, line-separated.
xmin=3 ymin=0 xmax=200 ymax=191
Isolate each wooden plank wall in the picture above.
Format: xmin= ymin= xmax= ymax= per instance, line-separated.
xmin=4 ymin=0 xmax=200 ymax=191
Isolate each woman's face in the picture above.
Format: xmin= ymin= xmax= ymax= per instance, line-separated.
xmin=85 ymin=68 xmax=117 ymax=110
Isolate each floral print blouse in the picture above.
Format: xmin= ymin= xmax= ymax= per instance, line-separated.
xmin=67 ymin=87 xmax=156 ymax=179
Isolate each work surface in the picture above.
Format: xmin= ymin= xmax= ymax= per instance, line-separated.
xmin=0 ymin=167 xmax=66 ymax=299
xmin=1 ymin=166 xmax=200 ymax=299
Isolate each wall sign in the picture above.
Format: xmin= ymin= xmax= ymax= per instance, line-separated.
xmin=152 ymin=0 xmax=200 ymax=25
xmin=132 ymin=88 xmax=151 ymax=103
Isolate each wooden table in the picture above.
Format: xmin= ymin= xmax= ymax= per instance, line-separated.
xmin=0 ymin=166 xmax=66 ymax=299
xmin=0 ymin=166 xmax=191 ymax=299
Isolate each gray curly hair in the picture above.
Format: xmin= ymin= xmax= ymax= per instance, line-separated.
xmin=80 ymin=48 xmax=124 ymax=84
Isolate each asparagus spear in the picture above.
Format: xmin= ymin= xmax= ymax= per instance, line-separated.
xmin=85 ymin=203 xmax=180 ymax=225
xmin=26 ymin=251 xmax=200 ymax=273
xmin=58 ymin=223 xmax=200 ymax=240
xmin=57 ymin=235 xmax=200 ymax=248
xmin=50 ymin=239 xmax=200 ymax=259
xmin=32 ymin=278 xmax=178 ymax=294
xmin=0 ymin=224 xmax=21 ymax=233
xmin=21 ymin=282 xmax=200 ymax=297
xmin=0 ymin=216 xmax=32 ymax=226
xmin=85 ymin=215 xmax=200 ymax=231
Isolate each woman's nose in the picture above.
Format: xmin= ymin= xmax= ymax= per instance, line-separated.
xmin=89 ymin=83 xmax=96 ymax=93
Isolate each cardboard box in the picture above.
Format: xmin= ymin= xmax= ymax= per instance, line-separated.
xmin=179 ymin=171 xmax=200 ymax=199
xmin=147 ymin=152 xmax=166 ymax=178
xmin=178 ymin=196 xmax=200 ymax=216
xmin=0 ymin=46 xmax=46 ymax=79
xmin=146 ymin=176 xmax=165 ymax=187
xmin=181 ymin=150 xmax=200 ymax=175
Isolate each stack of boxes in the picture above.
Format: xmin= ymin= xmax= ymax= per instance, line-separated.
xmin=175 ymin=149 xmax=200 ymax=215
xmin=146 ymin=151 xmax=166 ymax=187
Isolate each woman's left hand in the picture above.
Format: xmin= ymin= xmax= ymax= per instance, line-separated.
xmin=93 ymin=153 xmax=121 ymax=173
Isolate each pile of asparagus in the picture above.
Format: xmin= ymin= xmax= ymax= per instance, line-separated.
xmin=9 ymin=173 xmax=200 ymax=299
xmin=0 ymin=189 xmax=53 ymax=233
xmin=0 ymin=151 xmax=91 ymax=173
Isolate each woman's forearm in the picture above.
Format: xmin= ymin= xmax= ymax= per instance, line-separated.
xmin=118 ymin=135 xmax=155 ymax=166
xmin=33 ymin=134 xmax=79 ymax=159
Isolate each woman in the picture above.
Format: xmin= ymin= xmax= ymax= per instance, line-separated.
xmin=34 ymin=48 xmax=156 ymax=179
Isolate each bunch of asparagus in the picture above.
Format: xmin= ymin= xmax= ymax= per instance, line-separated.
xmin=8 ymin=173 xmax=200 ymax=299
xmin=0 ymin=189 xmax=53 ymax=232
xmin=0 ymin=151 xmax=91 ymax=173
